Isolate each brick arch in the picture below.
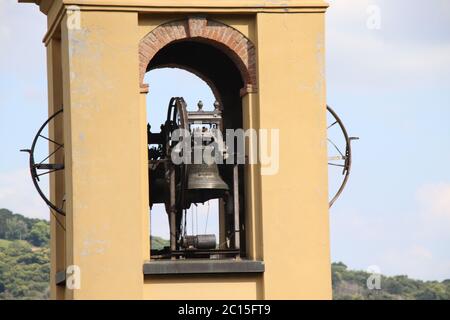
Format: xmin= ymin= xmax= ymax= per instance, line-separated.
xmin=139 ymin=17 xmax=257 ymax=95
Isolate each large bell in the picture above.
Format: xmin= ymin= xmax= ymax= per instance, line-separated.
xmin=187 ymin=162 xmax=229 ymax=203
xmin=188 ymin=163 xmax=229 ymax=190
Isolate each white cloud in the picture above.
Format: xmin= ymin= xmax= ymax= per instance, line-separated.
xmin=417 ymin=183 xmax=450 ymax=221
xmin=331 ymin=182 xmax=450 ymax=281
xmin=409 ymin=245 xmax=433 ymax=260
xmin=378 ymin=245 xmax=450 ymax=281
xmin=0 ymin=169 xmax=49 ymax=220
xmin=327 ymin=0 xmax=450 ymax=90
xmin=0 ymin=1 xmax=49 ymax=221
xmin=0 ymin=0 xmax=46 ymax=74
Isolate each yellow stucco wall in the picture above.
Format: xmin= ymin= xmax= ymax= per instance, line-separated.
xmin=24 ymin=0 xmax=331 ymax=300
xmin=61 ymin=11 xmax=145 ymax=299
xmin=256 ymin=13 xmax=331 ymax=299
xmin=144 ymin=275 xmax=263 ymax=300
xmin=47 ymin=37 xmax=67 ymax=300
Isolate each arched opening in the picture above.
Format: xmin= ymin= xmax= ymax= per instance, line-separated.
xmin=145 ymin=39 xmax=247 ymax=260
xmin=145 ymin=67 xmax=220 ymax=249
xmin=138 ymin=17 xmax=257 ymax=96
xmin=149 ymin=41 xmax=244 ymax=129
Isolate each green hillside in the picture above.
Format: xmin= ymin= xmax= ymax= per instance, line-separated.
xmin=332 ymin=262 xmax=450 ymax=300
xmin=1 ymin=208 xmax=449 ymax=300
xmin=0 ymin=239 xmax=11 ymax=249
xmin=151 ymin=236 xmax=170 ymax=250
xmin=0 ymin=209 xmax=50 ymax=300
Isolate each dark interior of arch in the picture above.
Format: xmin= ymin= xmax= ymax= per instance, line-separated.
xmin=146 ymin=40 xmax=247 ymax=256
xmin=147 ymin=40 xmax=244 ymax=130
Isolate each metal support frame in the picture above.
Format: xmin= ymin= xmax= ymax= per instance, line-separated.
xmin=233 ymin=164 xmax=240 ymax=257
xmin=169 ymin=166 xmax=177 ymax=259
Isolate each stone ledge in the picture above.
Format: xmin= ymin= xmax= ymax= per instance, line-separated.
xmin=55 ymin=270 xmax=66 ymax=286
xmin=143 ymin=259 xmax=265 ymax=275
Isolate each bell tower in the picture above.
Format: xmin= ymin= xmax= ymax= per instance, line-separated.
xmin=20 ymin=0 xmax=332 ymax=299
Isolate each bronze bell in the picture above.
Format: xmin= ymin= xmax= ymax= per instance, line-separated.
xmin=187 ymin=161 xmax=229 ymax=203
xmin=188 ymin=163 xmax=229 ymax=190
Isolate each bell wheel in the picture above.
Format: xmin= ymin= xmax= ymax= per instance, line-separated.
xmin=327 ymin=105 xmax=358 ymax=208
xmin=21 ymin=109 xmax=66 ymax=216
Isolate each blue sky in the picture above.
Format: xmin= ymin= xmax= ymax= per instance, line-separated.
xmin=1 ymin=0 xmax=450 ymax=281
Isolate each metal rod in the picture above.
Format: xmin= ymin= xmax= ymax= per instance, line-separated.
xmin=35 ymin=163 xmax=64 ymax=170
xmin=233 ymin=164 xmax=240 ymax=256
xmin=39 ymin=134 xmax=63 ymax=148
xmin=38 ymin=144 xmax=63 ymax=166
xmin=327 ymin=138 xmax=345 ymax=158
xmin=169 ymin=166 xmax=176 ymax=260
xmin=328 ymin=163 xmax=346 ymax=168
xmin=35 ymin=167 xmax=64 ymax=177
xmin=327 ymin=120 xmax=338 ymax=129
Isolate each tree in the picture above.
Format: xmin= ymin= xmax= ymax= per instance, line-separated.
xmin=0 ymin=240 xmax=50 ymax=300
xmin=5 ymin=217 xmax=28 ymax=241
xmin=27 ymin=221 xmax=50 ymax=247
xmin=0 ymin=209 xmax=14 ymax=238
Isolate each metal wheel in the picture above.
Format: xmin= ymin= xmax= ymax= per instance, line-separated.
xmin=165 ymin=97 xmax=188 ymax=146
xmin=327 ymin=105 xmax=358 ymax=208
xmin=164 ymin=98 xmax=190 ymax=248
xmin=21 ymin=109 xmax=65 ymax=215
